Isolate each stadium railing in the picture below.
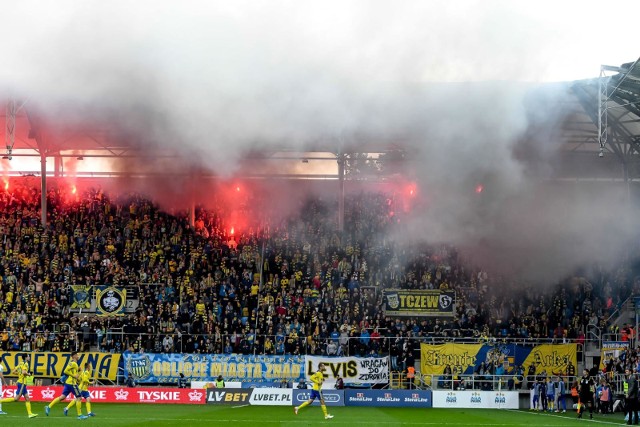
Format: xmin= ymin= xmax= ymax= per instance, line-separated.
xmin=417 ymin=373 xmax=579 ymax=392
xmin=1 ymin=327 xmax=600 ymax=362
xmin=79 ymin=331 xmax=594 ymax=357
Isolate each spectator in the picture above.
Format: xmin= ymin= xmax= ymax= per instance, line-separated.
xmin=125 ymin=373 xmax=136 ymax=388
xmin=162 ymin=335 xmax=174 ymax=353
xmin=280 ymin=378 xmax=291 ymax=388
xmin=326 ymin=341 xmax=338 ymax=356
xmin=177 ymin=373 xmax=188 ymax=389
xmin=216 ymin=375 xmax=226 ymax=389
xmin=0 ymin=183 xmax=635 ymax=370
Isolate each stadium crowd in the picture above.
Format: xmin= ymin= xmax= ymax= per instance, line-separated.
xmin=0 ymin=182 xmax=637 ymax=374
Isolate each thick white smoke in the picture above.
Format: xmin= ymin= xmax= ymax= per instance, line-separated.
xmin=0 ymin=0 xmax=638 ymax=282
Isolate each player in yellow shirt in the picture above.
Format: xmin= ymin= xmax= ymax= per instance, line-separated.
xmin=64 ymin=363 xmax=95 ymax=417
xmin=294 ymin=363 xmax=334 ymax=420
xmin=45 ymin=351 xmax=86 ymax=419
xmin=0 ymin=353 xmax=38 ymax=418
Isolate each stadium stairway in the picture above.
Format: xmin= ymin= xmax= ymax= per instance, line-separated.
xmin=606 ymin=294 xmax=637 ymax=338
xmin=582 ymin=294 xmax=638 ymax=369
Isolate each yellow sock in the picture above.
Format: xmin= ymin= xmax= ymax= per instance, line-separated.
xmin=65 ymin=400 xmax=75 ymax=411
xmin=298 ymin=401 xmax=310 ymax=409
xmin=48 ymin=396 xmax=62 ymax=408
xmin=86 ymin=401 xmax=92 ymax=414
xmin=321 ymin=404 xmax=328 ymax=417
xmin=76 ymin=400 xmax=82 ymax=416
xmin=25 ymin=401 xmax=32 ymax=415
xmin=0 ymin=397 xmax=14 ymax=403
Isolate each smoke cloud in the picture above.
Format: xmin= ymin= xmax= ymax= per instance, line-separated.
xmin=0 ymin=0 xmax=638 ymax=283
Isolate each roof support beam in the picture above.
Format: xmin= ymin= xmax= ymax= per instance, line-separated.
xmin=4 ymin=99 xmax=16 ymax=159
xmin=598 ymin=66 xmax=612 ymax=157
xmin=599 ymin=58 xmax=640 ymax=156
xmin=40 ymin=154 xmax=47 ymax=226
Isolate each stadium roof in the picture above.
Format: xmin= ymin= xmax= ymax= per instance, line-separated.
xmin=570 ymin=58 xmax=640 ymax=153
xmin=2 ymin=58 xmax=640 ymax=180
xmin=562 ymin=57 xmax=640 ymax=180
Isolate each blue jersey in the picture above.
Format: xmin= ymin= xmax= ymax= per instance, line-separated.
xmin=533 ymin=382 xmax=542 ymax=396
xmin=546 ymin=382 xmax=555 ymax=396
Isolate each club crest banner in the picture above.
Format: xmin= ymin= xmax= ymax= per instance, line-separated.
xmin=70 ymin=285 xmax=92 ymax=309
xmin=96 ymin=286 xmax=126 ymax=316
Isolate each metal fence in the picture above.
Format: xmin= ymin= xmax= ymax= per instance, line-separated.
xmin=1 ymin=328 xmax=595 ymax=356
xmin=80 ymin=330 xmax=590 ymax=357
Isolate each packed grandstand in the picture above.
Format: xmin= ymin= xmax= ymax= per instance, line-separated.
xmin=0 ymin=180 xmax=638 ymax=388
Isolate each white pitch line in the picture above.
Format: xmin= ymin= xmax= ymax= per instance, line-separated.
xmin=0 ymin=416 xmax=601 ymax=425
xmin=506 ymin=409 xmax=624 ymax=425
xmin=232 ymin=404 xmax=251 ymax=409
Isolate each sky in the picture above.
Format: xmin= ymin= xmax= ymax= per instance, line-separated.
xmin=1 ymin=0 xmax=637 ymax=167
xmin=0 ymin=0 xmax=639 ymax=283
xmin=1 ymin=0 xmax=637 ymax=86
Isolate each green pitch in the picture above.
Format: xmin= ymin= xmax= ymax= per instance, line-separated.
xmin=0 ymin=404 xmax=628 ymax=426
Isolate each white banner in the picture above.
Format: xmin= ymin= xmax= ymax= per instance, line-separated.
xmin=432 ymin=390 xmax=519 ymax=409
xmin=191 ymin=381 xmax=242 ymax=389
xmin=304 ymin=356 xmax=389 ymax=384
xmin=249 ymin=388 xmax=293 ymax=406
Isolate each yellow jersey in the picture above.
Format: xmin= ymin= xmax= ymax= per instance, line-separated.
xmin=195 ymin=303 xmax=205 ymax=316
xmin=310 ymin=371 xmax=325 ymax=391
xmin=16 ymin=361 xmax=29 ymax=384
xmin=78 ymin=370 xmax=92 ymax=392
xmin=64 ymin=361 xmax=79 ymax=385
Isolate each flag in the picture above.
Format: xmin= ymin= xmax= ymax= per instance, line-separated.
xmin=70 ymin=285 xmax=92 ymax=309
xmin=96 ymin=286 xmax=126 ymax=316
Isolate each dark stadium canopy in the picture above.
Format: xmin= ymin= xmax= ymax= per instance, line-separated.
xmin=572 ymin=57 xmax=640 ymax=157
xmin=567 ymin=57 xmax=640 ymax=180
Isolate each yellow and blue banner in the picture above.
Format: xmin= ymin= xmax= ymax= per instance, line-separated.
xmin=522 ymin=343 xmax=578 ymax=375
xmin=420 ymin=343 xmax=483 ymax=375
xmin=96 ymin=286 xmax=126 ymax=316
xmin=70 ymin=285 xmax=92 ymax=309
xmin=420 ymin=343 xmax=577 ymax=376
xmin=0 ymin=351 xmax=120 ymax=380
xmin=123 ymin=353 xmax=305 ymax=384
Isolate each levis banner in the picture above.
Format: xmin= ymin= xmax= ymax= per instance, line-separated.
xmin=304 ymin=356 xmax=389 ymax=384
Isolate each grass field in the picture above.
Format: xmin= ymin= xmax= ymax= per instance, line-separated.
xmin=0 ymin=404 xmax=629 ymax=426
